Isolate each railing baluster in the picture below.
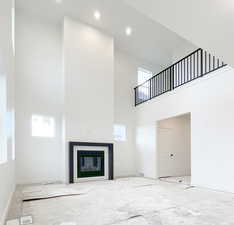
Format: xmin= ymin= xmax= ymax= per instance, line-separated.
xmin=162 ymin=72 xmax=163 ymax=93
xmin=183 ymin=60 xmax=185 ymax=84
xmin=161 ymin=73 xmax=163 ymax=94
xmin=152 ymin=78 xmax=154 ymax=98
xmin=163 ymin=72 xmax=165 ymax=93
xmin=168 ymin=68 xmax=171 ymax=90
xmin=156 ymin=76 xmax=158 ymax=96
xmin=178 ymin=62 xmax=181 ymax=86
xmin=165 ymin=70 xmax=167 ymax=91
xmin=186 ymin=58 xmax=188 ymax=82
xmin=167 ymin=70 xmax=168 ymax=91
xmin=181 ymin=61 xmax=182 ymax=85
xmin=193 ymin=53 xmax=195 ymax=79
xmin=209 ymin=53 xmax=211 ymax=71
xmin=201 ymin=49 xmax=203 ymax=76
xmin=177 ymin=63 xmax=179 ymax=86
xmin=157 ymin=74 xmax=159 ymax=95
xmin=213 ymin=56 xmax=215 ymax=70
xmin=134 ymin=88 xmax=136 ymax=106
xmin=178 ymin=63 xmax=180 ymax=86
xmin=190 ymin=55 xmax=192 ymax=81
xmin=159 ymin=74 xmax=161 ymax=94
xmin=157 ymin=76 xmax=159 ymax=95
xmin=197 ymin=51 xmax=199 ymax=78
xmin=152 ymin=77 xmax=154 ymax=98
xmin=170 ymin=66 xmax=173 ymax=90
xmin=163 ymin=72 xmax=164 ymax=93
xmin=150 ymin=79 xmax=152 ymax=99
xmin=205 ymin=51 xmax=207 ymax=74
xmin=178 ymin=62 xmax=180 ymax=86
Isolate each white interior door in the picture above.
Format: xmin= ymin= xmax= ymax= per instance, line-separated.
xmin=158 ymin=128 xmax=175 ymax=177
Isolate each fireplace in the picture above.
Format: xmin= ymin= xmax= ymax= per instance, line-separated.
xmin=77 ymin=151 xmax=104 ymax=178
xmin=69 ymin=142 xmax=114 ymax=183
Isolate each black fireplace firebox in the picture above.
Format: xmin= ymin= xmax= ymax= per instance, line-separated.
xmin=69 ymin=142 xmax=114 ymax=183
xmin=77 ymin=151 xmax=104 ymax=178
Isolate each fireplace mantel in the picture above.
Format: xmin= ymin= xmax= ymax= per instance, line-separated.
xmin=69 ymin=142 xmax=114 ymax=183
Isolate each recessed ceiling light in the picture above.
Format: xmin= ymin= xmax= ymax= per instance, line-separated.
xmin=55 ymin=0 xmax=62 ymax=4
xmin=94 ymin=10 xmax=101 ymax=20
xmin=125 ymin=27 xmax=132 ymax=36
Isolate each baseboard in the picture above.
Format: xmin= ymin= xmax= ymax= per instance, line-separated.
xmin=114 ymin=174 xmax=138 ymax=179
xmin=0 ymin=188 xmax=15 ymax=225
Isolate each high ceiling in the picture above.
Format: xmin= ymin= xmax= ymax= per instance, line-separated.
xmin=124 ymin=0 xmax=233 ymax=67
xmin=16 ymin=0 xmax=196 ymax=67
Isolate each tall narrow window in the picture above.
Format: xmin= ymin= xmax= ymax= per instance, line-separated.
xmin=137 ymin=67 xmax=153 ymax=100
xmin=0 ymin=76 xmax=7 ymax=164
xmin=32 ymin=115 xmax=55 ymax=138
xmin=138 ymin=67 xmax=153 ymax=85
xmin=11 ymin=3 xmax=15 ymax=56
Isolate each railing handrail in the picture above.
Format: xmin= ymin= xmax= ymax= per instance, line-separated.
xmin=134 ymin=48 xmax=202 ymax=90
xmin=134 ymin=48 xmax=227 ymax=106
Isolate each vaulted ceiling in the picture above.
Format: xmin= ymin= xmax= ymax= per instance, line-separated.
xmin=124 ymin=0 xmax=233 ymax=67
xmin=16 ymin=0 xmax=196 ymax=68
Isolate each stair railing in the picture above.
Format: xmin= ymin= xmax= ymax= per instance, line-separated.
xmin=134 ymin=48 xmax=227 ymax=106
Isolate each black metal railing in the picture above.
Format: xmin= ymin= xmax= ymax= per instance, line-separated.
xmin=134 ymin=48 xmax=227 ymax=106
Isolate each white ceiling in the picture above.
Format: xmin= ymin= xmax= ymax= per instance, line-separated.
xmin=16 ymin=0 xmax=196 ymax=68
xmin=124 ymin=0 xmax=232 ymax=67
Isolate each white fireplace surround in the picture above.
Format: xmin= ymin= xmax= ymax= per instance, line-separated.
xmin=73 ymin=146 xmax=109 ymax=182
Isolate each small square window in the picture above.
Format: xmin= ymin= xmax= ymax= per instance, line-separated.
xmin=114 ymin=124 xmax=126 ymax=142
xmin=31 ymin=115 xmax=55 ymax=138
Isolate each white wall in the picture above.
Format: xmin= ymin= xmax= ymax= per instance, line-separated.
xmin=63 ymin=17 xmax=114 ymax=142
xmin=15 ymin=11 xmax=64 ymax=184
xmin=63 ymin=18 xmax=114 ymax=181
xmin=113 ymin=49 xmax=161 ymax=177
xmin=0 ymin=0 xmax=15 ymax=223
xmin=15 ymin=13 xmax=155 ymax=184
xmin=125 ymin=0 xmax=234 ymax=67
xmin=172 ymin=42 xmax=197 ymax=63
xmin=14 ymin=12 xmax=173 ymax=184
xmin=135 ymin=66 xmax=234 ymax=193
xmin=157 ymin=114 xmax=191 ymax=177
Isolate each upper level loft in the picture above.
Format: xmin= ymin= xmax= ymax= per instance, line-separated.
xmin=134 ymin=48 xmax=227 ymax=106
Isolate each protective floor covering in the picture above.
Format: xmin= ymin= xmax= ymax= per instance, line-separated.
xmin=159 ymin=176 xmax=191 ymax=185
xmin=6 ymin=177 xmax=234 ymax=225
xmin=21 ymin=185 xmax=90 ymax=201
